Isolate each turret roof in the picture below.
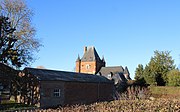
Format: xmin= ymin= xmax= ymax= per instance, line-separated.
xmin=81 ymin=46 xmax=101 ymax=62
xmin=76 ymin=55 xmax=81 ymax=62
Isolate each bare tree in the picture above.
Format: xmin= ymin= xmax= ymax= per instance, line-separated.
xmin=0 ymin=0 xmax=41 ymax=67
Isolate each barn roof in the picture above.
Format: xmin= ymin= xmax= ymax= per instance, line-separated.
xmin=23 ymin=67 xmax=113 ymax=83
xmin=0 ymin=63 xmax=17 ymax=78
xmin=98 ymin=66 xmax=124 ymax=75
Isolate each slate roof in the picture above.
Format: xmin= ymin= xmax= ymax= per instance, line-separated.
xmin=124 ymin=66 xmax=129 ymax=74
xmin=124 ymin=66 xmax=131 ymax=80
xmin=98 ymin=66 xmax=124 ymax=75
xmin=76 ymin=55 xmax=81 ymax=62
xmin=81 ymin=46 xmax=102 ymax=62
xmin=23 ymin=67 xmax=113 ymax=83
xmin=98 ymin=66 xmax=131 ymax=81
xmin=112 ymin=73 xmax=127 ymax=84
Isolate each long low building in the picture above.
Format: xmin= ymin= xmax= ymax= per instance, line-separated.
xmin=23 ymin=67 xmax=114 ymax=108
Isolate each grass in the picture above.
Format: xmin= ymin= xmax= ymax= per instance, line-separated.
xmin=150 ymin=86 xmax=180 ymax=99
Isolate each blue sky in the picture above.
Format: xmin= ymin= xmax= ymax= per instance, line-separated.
xmin=27 ymin=0 xmax=180 ymax=79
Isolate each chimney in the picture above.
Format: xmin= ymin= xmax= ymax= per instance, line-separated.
xmin=84 ymin=46 xmax=87 ymax=54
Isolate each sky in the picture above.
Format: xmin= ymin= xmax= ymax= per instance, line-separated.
xmin=27 ymin=0 xmax=180 ymax=79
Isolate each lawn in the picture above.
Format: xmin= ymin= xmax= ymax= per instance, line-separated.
xmin=150 ymin=86 xmax=180 ymax=99
xmin=0 ymin=100 xmax=37 ymax=111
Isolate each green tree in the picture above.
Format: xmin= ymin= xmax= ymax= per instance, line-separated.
xmin=143 ymin=65 xmax=157 ymax=85
xmin=143 ymin=51 xmax=175 ymax=86
xmin=0 ymin=16 xmax=23 ymax=102
xmin=134 ymin=64 xmax=147 ymax=86
xmin=135 ymin=64 xmax=144 ymax=80
xmin=167 ymin=69 xmax=180 ymax=86
xmin=0 ymin=0 xmax=41 ymax=67
xmin=0 ymin=16 xmax=24 ymax=67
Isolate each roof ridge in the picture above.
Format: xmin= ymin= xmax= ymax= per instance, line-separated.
xmin=102 ymin=66 xmax=123 ymax=68
xmin=23 ymin=67 xmax=112 ymax=83
xmin=24 ymin=67 xmax=95 ymax=76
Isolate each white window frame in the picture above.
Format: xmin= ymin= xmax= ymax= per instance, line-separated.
xmin=53 ymin=89 xmax=61 ymax=97
xmin=86 ymin=64 xmax=91 ymax=70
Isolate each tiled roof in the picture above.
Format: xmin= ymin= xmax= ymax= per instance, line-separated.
xmin=81 ymin=46 xmax=101 ymax=62
xmin=124 ymin=66 xmax=129 ymax=74
xmin=23 ymin=67 xmax=113 ymax=83
xmin=124 ymin=66 xmax=131 ymax=80
xmin=98 ymin=66 xmax=131 ymax=80
xmin=98 ymin=66 xmax=124 ymax=75
xmin=112 ymin=73 xmax=127 ymax=84
xmin=76 ymin=55 xmax=81 ymax=62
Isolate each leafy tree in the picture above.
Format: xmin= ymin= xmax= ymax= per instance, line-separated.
xmin=0 ymin=16 xmax=24 ymax=67
xmin=167 ymin=69 xmax=180 ymax=86
xmin=0 ymin=16 xmax=22 ymax=102
xmin=143 ymin=51 xmax=175 ymax=86
xmin=0 ymin=0 xmax=41 ymax=67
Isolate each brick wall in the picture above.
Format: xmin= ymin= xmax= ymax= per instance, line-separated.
xmin=40 ymin=81 xmax=113 ymax=108
xmin=64 ymin=82 xmax=113 ymax=105
xmin=76 ymin=61 xmax=105 ymax=74
xmin=80 ymin=61 xmax=96 ymax=74
xmin=40 ymin=81 xmax=65 ymax=108
xmin=76 ymin=61 xmax=81 ymax=73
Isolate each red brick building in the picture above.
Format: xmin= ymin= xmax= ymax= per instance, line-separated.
xmin=76 ymin=46 xmax=131 ymax=81
xmin=76 ymin=46 xmax=105 ymax=74
xmin=23 ymin=68 xmax=114 ymax=108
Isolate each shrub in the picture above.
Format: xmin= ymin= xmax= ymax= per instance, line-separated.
xmin=167 ymin=70 xmax=180 ymax=86
xmin=116 ymin=86 xmax=151 ymax=100
xmin=34 ymin=98 xmax=180 ymax=112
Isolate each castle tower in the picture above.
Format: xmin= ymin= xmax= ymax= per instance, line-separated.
xmin=75 ymin=55 xmax=81 ymax=73
xmin=75 ymin=46 xmax=106 ymax=74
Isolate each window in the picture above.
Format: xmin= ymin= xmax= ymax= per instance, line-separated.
xmin=53 ymin=89 xmax=61 ymax=97
xmin=86 ymin=64 xmax=91 ymax=70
